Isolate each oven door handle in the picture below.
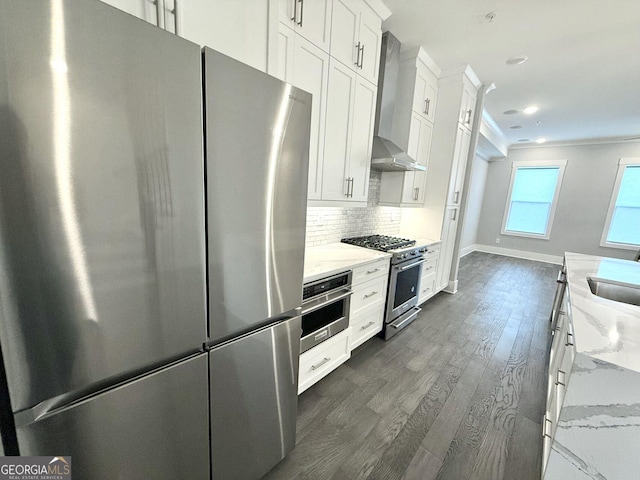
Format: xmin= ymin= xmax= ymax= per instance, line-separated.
xmin=397 ymin=259 xmax=425 ymax=271
xmin=301 ymin=288 xmax=352 ymax=316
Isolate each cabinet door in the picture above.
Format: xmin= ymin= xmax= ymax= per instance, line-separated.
xmin=422 ymin=67 xmax=438 ymax=124
xmin=277 ymin=0 xmax=297 ymax=26
xmin=179 ymin=0 xmax=269 ymax=72
xmin=274 ymin=24 xmax=295 ymax=82
xmin=330 ymin=0 xmax=360 ymax=72
xmin=100 ymin=0 xmax=158 ymax=25
xmin=357 ymin=5 xmax=382 ymax=85
xmin=413 ymin=170 xmax=427 ymax=204
xmin=459 ymin=79 xmax=477 ymax=127
xmin=400 ymin=171 xmax=417 ymax=204
xmin=416 ymin=116 xmax=433 ymax=167
xmin=348 ymin=77 xmax=376 ymax=202
xmin=296 ymin=0 xmax=332 ymax=51
xmin=447 ymin=123 xmax=471 ymax=205
xmin=293 ymin=35 xmax=329 ymax=200
xmin=322 ymin=60 xmax=356 ymax=201
xmin=438 ymin=207 xmax=459 ymax=290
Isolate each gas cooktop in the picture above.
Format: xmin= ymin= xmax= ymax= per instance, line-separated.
xmin=341 ymin=235 xmax=416 ymax=252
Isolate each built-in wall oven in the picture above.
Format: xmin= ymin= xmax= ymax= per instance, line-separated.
xmin=300 ymin=271 xmax=353 ymax=353
xmin=342 ymin=235 xmax=429 ymax=340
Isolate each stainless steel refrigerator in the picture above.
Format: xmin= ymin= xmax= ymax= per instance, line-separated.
xmin=203 ymin=48 xmax=310 ymax=479
xmin=0 ymin=1 xmax=311 ymax=479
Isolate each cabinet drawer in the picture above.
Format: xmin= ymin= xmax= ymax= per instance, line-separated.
xmin=352 ymin=257 xmax=389 ymax=285
xmin=298 ymin=328 xmax=351 ymax=394
xmin=350 ymin=275 xmax=388 ymax=317
xmin=424 ymin=245 xmax=440 ymax=260
xmin=350 ymin=304 xmax=384 ymax=350
xmin=418 ymin=273 xmax=436 ymax=305
xmin=422 ymin=257 xmax=438 ymax=277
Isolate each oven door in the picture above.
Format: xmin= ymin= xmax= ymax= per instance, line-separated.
xmin=387 ymin=258 xmax=425 ymax=322
xmin=300 ymin=288 xmax=351 ymax=353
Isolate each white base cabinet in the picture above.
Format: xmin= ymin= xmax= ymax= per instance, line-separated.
xmin=298 ymin=328 xmax=352 ymax=394
xmin=349 ymin=257 xmax=390 ymax=349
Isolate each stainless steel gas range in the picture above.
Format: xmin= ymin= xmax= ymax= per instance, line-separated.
xmin=342 ymin=235 xmax=430 ymax=339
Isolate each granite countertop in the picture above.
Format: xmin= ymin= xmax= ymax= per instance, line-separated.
xmin=545 ymin=252 xmax=640 ymax=479
xmin=303 ymin=243 xmax=391 ymax=284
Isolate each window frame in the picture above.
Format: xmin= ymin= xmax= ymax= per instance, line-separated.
xmin=600 ymin=157 xmax=640 ymax=250
xmin=500 ymin=159 xmax=567 ymax=240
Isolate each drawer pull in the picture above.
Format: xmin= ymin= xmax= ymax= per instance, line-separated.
xmin=566 ymin=332 xmax=574 ymax=347
xmin=556 ymin=369 xmax=566 ymax=387
xmin=311 ymin=357 xmax=331 ymax=370
xmin=366 ymin=268 xmax=381 ymax=274
xmin=363 ymin=291 xmax=378 ymax=299
xmin=360 ymin=321 xmax=376 ymax=331
xmin=425 ymin=266 xmax=433 ymax=271
xmin=314 ymin=330 xmax=328 ymax=341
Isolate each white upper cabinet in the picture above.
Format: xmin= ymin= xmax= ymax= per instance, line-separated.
xmin=322 ymin=60 xmax=376 ymax=203
xmin=276 ymin=26 xmax=330 ymax=200
xmin=458 ymin=76 xmax=478 ymax=129
xmin=278 ymin=0 xmax=333 ymax=52
xmin=330 ymin=0 xmax=382 ymax=85
xmin=412 ymin=64 xmax=438 ymax=124
xmin=446 ymin=123 xmax=472 ymax=206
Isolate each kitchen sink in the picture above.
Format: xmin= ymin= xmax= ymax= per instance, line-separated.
xmin=587 ymin=277 xmax=640 ymax=306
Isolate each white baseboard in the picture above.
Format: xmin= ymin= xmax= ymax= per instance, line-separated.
xmin=460 ymin=244 xmax=476 ymax=257
xmin=472 ymin=244 xmax=563 ymax=265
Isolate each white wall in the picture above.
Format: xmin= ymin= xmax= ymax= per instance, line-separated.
xmin=459 ymin=154 xmax=489 ymax=255
xmin=475 ymin=140 xmax=640 ymax=261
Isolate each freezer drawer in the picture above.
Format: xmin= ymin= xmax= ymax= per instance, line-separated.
xmin=16 ymin=354 xmax=209 ymax=480
xmin=209 ymin=316 xmax=301 ymax=479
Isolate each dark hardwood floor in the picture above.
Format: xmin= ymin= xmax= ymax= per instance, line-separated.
xmin=264 ymin=252 xmax=557 ymax=480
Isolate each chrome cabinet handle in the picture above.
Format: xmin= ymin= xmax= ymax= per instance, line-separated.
xmin=350 ymin=177 xmax=355 ymax=197
xmin=425 ymin=98 xmax=431 ymax=115
xmin=454 ymin=190 xmax=460 ymax=203
xmin=290 ymin=0 xmax=296 ymax=21
xmin=542 ymin=415 xmax=552 ymax=438
xmin=360 ymin=321 xmax=375 ymax=331
xmin=556 ymin=369 xmax=566 ymax=387
xmin=354 ymin=42 xmax=361 ymax=66
xmin=153 ymin=0 xmax=164 ymax=28
xmin=366 ymin=268 xmax=380 ymax=274
xmin=171 ymin=0 xmax=180 ymax=35
xmin=359 ymin=44 xmax=365 ymax=69
xmin=465 ymin=109 xmax=472 ymax=124
xmin=424 ymin=265 xmax=433 ymax=272
xmin=363 ymin=291 xmax=378 ymax=299
xmin=311 ymin=357 xmax=331 ymax=370
xmin=297 ymin=0 xmax=303 ymax=26
xmin=451 ymin=209 xmax=457 ymax=221
xmin=345 ymin=177 xmax=351 ymax=197
xmin=566 ymin=331 xmax=574 ymax=347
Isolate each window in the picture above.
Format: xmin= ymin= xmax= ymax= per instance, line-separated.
xmin=601 ymin=158 xmax=640 ymax=249
xmin=501 ymin=160 xmax=567 ymax=239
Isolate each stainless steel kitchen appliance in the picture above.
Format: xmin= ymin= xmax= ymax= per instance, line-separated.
xmin=342 ymin=235 xmax=429 ymax=339
xmin=0 ymin=2 xmax=312 ymax=479
xmin=203 ymin=48 xmax=311 ymax=479
xmin=301 ymin=271 xmax=353 ymax=353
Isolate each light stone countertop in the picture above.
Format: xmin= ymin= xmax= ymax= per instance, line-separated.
xmin=303 ymin=242 xmax=391 ymax=284
xmin=545 ymin=252 xmax=640 ymax=479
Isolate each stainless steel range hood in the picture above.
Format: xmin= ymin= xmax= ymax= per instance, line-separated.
xmin=371 ymin=32 xmax=425 ymax=172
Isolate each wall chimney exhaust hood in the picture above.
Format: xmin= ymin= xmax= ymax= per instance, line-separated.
xmin=371 ymin=32 xmax=425 ymax=172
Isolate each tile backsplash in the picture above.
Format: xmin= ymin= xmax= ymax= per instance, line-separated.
xmin=305 ymin=170 xmax=402 ymax=246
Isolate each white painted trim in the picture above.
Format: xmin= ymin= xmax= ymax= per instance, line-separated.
xmin=500 ymin=160 xmax=567 ymax=240
xmin=474 ymin=244 xmax=564 ymax=265
xmin=460 ymin=244 xmax=476 ymax=257
xmin=444 ymin=279 xmax=458 ymax=294
xmin=438 ymin=64 xmax=481 ymax=88
xmin=399 ymin=47 xmax=442 ymax=77
xmin=509 ymin=138 xmax=640 ymax=150
xmin=364 ymin=0 xmax=391 ymax=20
xmin=600 ymin=157 xmax=640 ymax=249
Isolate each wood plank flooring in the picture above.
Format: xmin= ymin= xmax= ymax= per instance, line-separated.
xmin=264 ymin=252 xmax=557 ymax=480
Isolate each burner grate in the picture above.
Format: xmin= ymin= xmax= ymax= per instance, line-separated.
xmin=341 ymin=235 xmax=415 ymax=252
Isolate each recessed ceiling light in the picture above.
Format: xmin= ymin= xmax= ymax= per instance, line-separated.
xmin=524 ymin=106 xmax=539 ymax=114
xmin=503 ymin=109 xmax=519 ymax=115
xmin=506 ymin=56 xmax=528 ymax=66
xmin=518 ymin=139 xmax=530 ymax=142
xmin=536 ymin=138 xmax=546 ymax=144
xmin=510 ymin=125 xmax=522 ymax=129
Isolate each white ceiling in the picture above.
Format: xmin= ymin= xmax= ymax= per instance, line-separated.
xmin=382 ymin=0 xmax=640 ymax=146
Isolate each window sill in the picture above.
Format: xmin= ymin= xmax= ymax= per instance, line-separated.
xmin=501 ymin=230 xmax=551 ymax=240
xmin=599 ymin=241 xmax=640 ymax=251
